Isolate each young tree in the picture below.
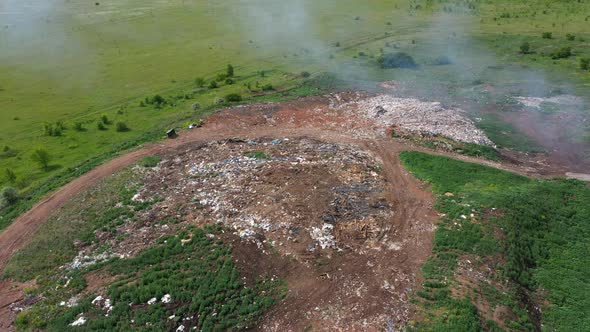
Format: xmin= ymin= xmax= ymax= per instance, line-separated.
xmin=31 ymin=148 xmax=51 ymax=171
xmin=226 ymin=64 xmax=234 ymax=77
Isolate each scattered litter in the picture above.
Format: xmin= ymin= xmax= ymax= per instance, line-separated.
xmin=310 ymin=223 xmax=336 ymax=249
xmin=70 ymin=316 xmax=87 ymax=326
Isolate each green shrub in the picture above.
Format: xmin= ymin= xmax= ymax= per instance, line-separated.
xmin=542 ymin=32 xmax=552 ymax=39
xmin=261 ymin=84 xmax=274 ymax=91
xmin=194 ymin=77 xmax=206 ymax=87
xmin=115 ymin=122 xmax=130 ymax=132
xmin=225 ymin=78 xmax=234 ymax=85
xmin=97 ymin=122 xmax=107 ymax=131
xmin=215 ymin=73 xmax=227 ymax=82
xmin=580 ymin=58 xmax=590 ymax=70
xmin=519 ymin=42 xmax=530 ymax=54
xmin=31 ymin=148 xmax=51 ymax=171
xmin=566 ymin=33 xmax=575 ymax=41
xmin=43 ymin=121 xmax=65 ymax=137
xmin=301 ymin=71 xmax=311 ymax=78
xmin=73 ymin=122 xmax=84 ymax=131
xmin=0 ymin=187 xmax=18 ymax=209
xmin=378 ymin=52 xmax=417 ymax=69
xmin=208 ymin=81 xmax=218 ymax=89
xmin=550 ymin=46 xmax=572 ymax=59
xmin=226 ymin=64 xmax=234 ymax=77
xmin=225 ymin=93 xmax=242 ymax=102
xmin=100 ymin=114 xmax=110 ymax=124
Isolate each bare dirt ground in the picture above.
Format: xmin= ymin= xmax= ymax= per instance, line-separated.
xmin=0 ymin=92 xmax=570 ymax=331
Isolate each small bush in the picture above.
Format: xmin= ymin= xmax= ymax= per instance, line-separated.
xmin=261 ymin=84 xmax=274 ymax=91
xmin=215 ymin=73 xmax=227 ymax=82
xmin=31 ymin=148 xmax=51 ymax=171
xmin=301 ymin=71 xmax=311 ymax=78
xmin=550 ymin=46 xmax=572 ymax=59
xmin=0 ymin=186 xmax=19 ymax=209
xmin=542 ymin=32 xmax=552 ymax=39
xmin=152 ymin=95 xmax=166 ymax=105
xmin=208 ymin=81 xmax=218 ymax=89
xmin=566 ymin=33 xmax=575 ymax=41
xmin=115 ymin=122 xmax=130 ymax=132
xmin=43 ymin=121 xmax=65 ymax=137
xmin=73 ymin=122 xmax=84 ymax=131
xmin=226 ymin=64 xmax=234 ymax=77
xmin=378 ymin=52 xmax=417 ymax=69
xmin=519 ymin=42 xmax=531 ymax=54
xmin=225 ymin=78 xmax=234 ymax=85
xmin=97 ymin=122 xmax=107 ymax=131
xmin=580 ymin=58 xmax=590 ymax=70
xmin=100 ymin=114 xmax=110 ymax=124
xmin=194 ymin=77 xmax=206 ymax=87
xmin=225 ymin=93 xmax=242 ymax=102
xmin=433 ymin=56 xmax=453 ymax=65
xmin=140 ymin=156 xmax=161 ymax=168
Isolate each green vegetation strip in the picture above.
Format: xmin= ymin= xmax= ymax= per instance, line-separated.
xmin=401 ymin=151 xmax=590 ymax=331
xmin=17 ymin=225 xmax=282 ymax=331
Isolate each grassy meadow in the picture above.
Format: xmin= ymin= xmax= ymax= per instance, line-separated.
xmin=401 ymin=151 xmax=590 ymax=331
xmin=1 ymin=0 xmax=589 ymax=221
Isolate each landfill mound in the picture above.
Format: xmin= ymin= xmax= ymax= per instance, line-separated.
xmin=45 ymin=135 xmax=436 ymax=331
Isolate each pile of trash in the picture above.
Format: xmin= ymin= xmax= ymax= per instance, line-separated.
xmin=146 ymin=138 xmax=392 ymax=257
xmin=337 ymin=94 xmax=494 ymax=146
